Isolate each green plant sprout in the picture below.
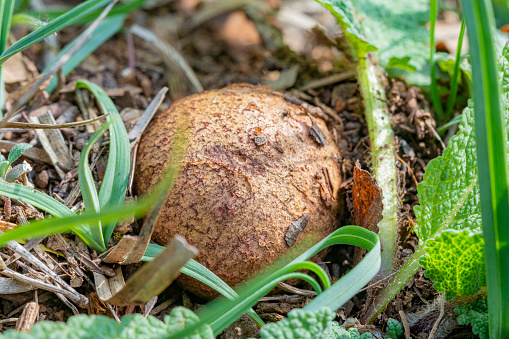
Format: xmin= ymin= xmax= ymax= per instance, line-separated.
xmin=0 ymin=143 xmax=33 ymax=182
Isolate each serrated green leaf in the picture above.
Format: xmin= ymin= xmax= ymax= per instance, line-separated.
xmin=414 ymin=46 xmax=509 ymax=242
xmin=414 ymin=105 xmax=481 ymax=241
xmin=0 ymin=307 xmax=213 ymax=339
xmin=421 ymin=229 xmax=485 ymax=296
xmin=316 ymin=0 xmax=429 ymax=85
xmin=7 ymin=143 xmax=32 ymax=166
xmin=315 ymin=0 xmax=376 ymax=57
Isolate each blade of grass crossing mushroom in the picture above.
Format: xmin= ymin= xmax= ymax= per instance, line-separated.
xmin=44 ymin=14 xmax=126 ymax=94
xmin=78 ymin=120 xmax=114 ymax=250
xmin=171 ymin=226 xmax=380 ymax=337
xmin=0 ymin=194 xmax=266 ymax=324
xmin=75 ymin=80 xmax=130 ymax=243
xmin=462 ymin=0 xmax=509 ymax=335
xmin=0 ymin=0 xmax=114 ymax=66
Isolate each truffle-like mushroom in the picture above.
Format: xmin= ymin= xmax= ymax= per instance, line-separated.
xmin=134 ymin=84 xmax=342 ymax=298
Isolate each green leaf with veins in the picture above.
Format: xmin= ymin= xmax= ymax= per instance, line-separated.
xmin=315 ymin=0 xmax=429 ymax=85
xmin=413 ymin=104 xmax=482 ymax=242
xmin=414 ymin=46 xmax=509 ymax=296
xmin=420 ymin=229 xmax=485 ymax=296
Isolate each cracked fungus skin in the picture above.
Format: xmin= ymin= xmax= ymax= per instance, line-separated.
xmin=134 ymin=84 xmax=343 ymax=298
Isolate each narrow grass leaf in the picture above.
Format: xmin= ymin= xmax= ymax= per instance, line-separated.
xmin=445 ymin=18 xmax=466 ymax=119
xmin=0 ymin=0 xmax=113 ymax=66
xmin=75 ymin=80 xmax=130 ymax=243
xmin=430 ymin=0 xmax=444 ymax=119
xmin=171 ymin=226 xmax=380 ymax=337
xmin=44 ymin=15 xmax=126 ymax=93
xmin=0 ymin=181 xmax=101 ymax=250
xmin=78 ymin=120 xmax=113 ymax=250
xmin=10 ymin=13 xmax=47 ymax=29
xmin=461 ymin=0 xmax=509 ymax=336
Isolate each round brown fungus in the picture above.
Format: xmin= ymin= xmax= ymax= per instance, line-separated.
xmin=134 ymin=84 xmax=342 ymax=298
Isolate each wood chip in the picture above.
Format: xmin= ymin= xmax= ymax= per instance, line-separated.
xmin=0 ymin=277 xmax=37 ymax=294
xmin=15 ymin=302 xmax=39 ymax=332
xmin=96 ymin=236 xmax=198 ymax=306
xmin=31 ymin=112 xmax=74 ymax=179
xmin=285 ymin=213 xmax=309 ymax=247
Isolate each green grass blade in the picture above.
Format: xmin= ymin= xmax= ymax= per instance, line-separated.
xmin=0 ymin=0 xmax=113 ymax=66
xmin=142 ymin=246 xmax=265 ymax=327
xmin=0 ymin=197 xmax=151 ymax=249
xmin=75 ymin=80 xmax=130 ymax=244
xmin=170 ymin=227 xmax=380 ymax=337
xmin=445 ymin=18 xmax=466 ymax=119
xmin=430 ymin=0 xmax=444 ymax=120
xmin=461 ymin=0 xmax=509 ymax=337
xmin=0 ymin=0 xmax=15 ymax=112
xmin=0 ymin=180 xmax=102 ymax=250
xmin=78 ymin=120 xmax=113 ymax=250
xmin=0 ymin=0 xmax=15 ymax=53
xmin=44 ymin=14 xmax=126 ymax=94
xmin=25 ymin=0 xmax=146 ymax=25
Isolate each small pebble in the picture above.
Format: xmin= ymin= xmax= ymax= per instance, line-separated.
xmin=35 ymin=170 xmax=49 ymax=189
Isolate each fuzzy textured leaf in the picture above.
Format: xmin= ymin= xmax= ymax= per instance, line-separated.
xmin=7 ymin=143 xmax=32 ymax=166
xmin=316 ymin=0 xmax=429 ymax=85
xmin=0 ymin=307 xmax=213 ymax=339
xmin=420 ymin=229 xmax=485 ymax=296
xmin=414 ymin=104 xmax=481 ymax=241
xmin=415 ymin=46 xmax=509 ymax=241
xmin=384 ymin=318 xmax=404 ymax=339
xmin=5 ymin=162 xmax=31 ymax=183
xmin=259 ymin=307 xmax=372 ymax=339
xmin=455 ymin=298 xmax=488 ymax=339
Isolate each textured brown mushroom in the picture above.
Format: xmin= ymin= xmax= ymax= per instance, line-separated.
xmin=134 ymin=84 xmax=342 ymax=298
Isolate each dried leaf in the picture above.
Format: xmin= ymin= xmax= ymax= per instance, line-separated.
xmin=352 ymin=161 xmax=383 ymax=233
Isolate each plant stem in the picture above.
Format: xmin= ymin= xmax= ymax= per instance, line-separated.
xmin=357 ymin=56 xmax=398 ymax=276
xmin=430 ymin=0 xmax=444 ymax=120
xmin=445 ymin=18 xmax=466 ymax=120
xmin=461 ymin=0 xmax=509 ymax=337
xmin=362 ymin=246 xmax=426 ymax=324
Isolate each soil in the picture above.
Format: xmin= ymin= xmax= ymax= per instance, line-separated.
xmin=0 ymin=0 xmax=474 ymax=338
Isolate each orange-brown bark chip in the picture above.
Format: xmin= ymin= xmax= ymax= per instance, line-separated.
xmin=134 ymin=84 xmax=343 ymax=298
